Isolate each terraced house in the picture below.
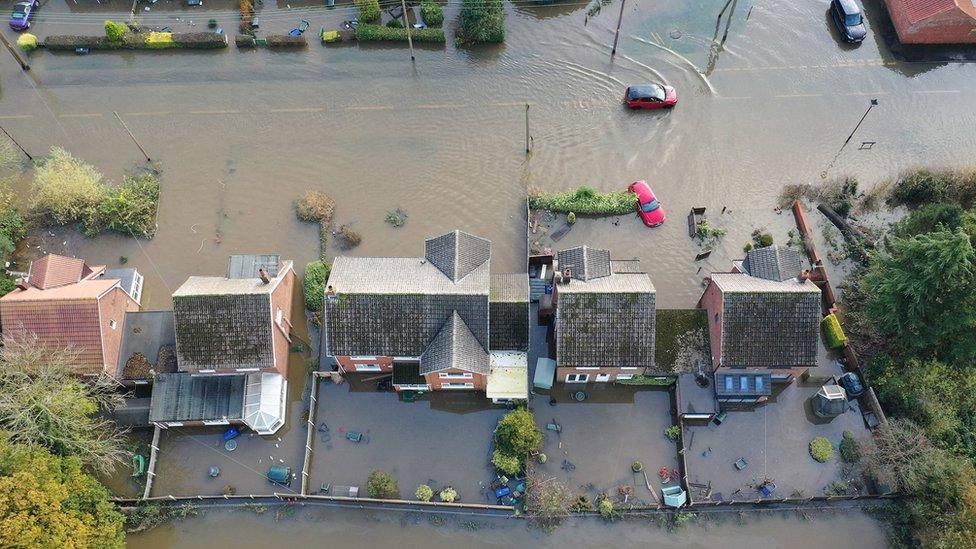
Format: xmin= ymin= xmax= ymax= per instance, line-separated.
xmin=149 ymin=254 xmax=296 ymax=435
xmin=550 ymin=245 xmax=657 ymax=384
xmin=697 ymin=245 xmax=822 ymax=407
xmin=322 ymin=230 xmax=529 ymax=402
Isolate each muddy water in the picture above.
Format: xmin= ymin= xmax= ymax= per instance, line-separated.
xmin=0 ymin=0 xmax=968 ymax=544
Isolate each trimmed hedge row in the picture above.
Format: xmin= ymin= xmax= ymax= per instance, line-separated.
xmin=45 ymin=32 xmax=227 ymax=51
xmin=355 ymin=24 xmax=446 ymax=43
xmin=265 ymin=34 xmax=308 ymax=48
xmin=821 ymin=313 xmax=848 ymax=349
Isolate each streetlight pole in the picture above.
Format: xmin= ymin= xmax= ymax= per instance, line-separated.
xmin=0 ymin=125 xmax=32 ymax=161
xmin=843 ymin=98 xmax=879 ymax=148
xmin=401 ymin=0 xmax=415 ymax=62
xmin=611 ymin=0 xmax=627 ymax=57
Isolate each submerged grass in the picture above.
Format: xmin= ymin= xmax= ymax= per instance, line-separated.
xmin=529 ymin=186 xmax=635 ymax=216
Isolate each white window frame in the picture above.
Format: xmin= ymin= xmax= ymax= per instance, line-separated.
xmin=356 ymin=364 xmax=382 ymax=372
xmin=575 ymin=367 xmax=600 ymax=370
xmin=620 ymin=367 xmax=638 ymax=370
xmin=438 ymin=372 xmax=473 ymax=379
xmin=350 ymin=356 xmax=379 ymax=361
xmin=565 ymin=373 xmax=589 ymax=383
xmin=442 ymin=382 xmax=475 ymax=389
xmin=617 ymin=374 xmax=634 ymax=380
xmin=596 ymin=373 xmax=611 ymax=382
xmin=202 ymin=420 xmax=229 ymax=426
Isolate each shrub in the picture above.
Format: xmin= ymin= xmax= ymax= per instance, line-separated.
xmin=495 ymin=409 xmax=543 ymax=458
xmin=891 ymin=169 xmax=949 ymax=206
xmin=491 ymin=449 xmax=521 ymax=475
xmin=809 ymin=436 xmax=834 ymax=462
xmin=695 ymin=219 xmax=726 ymax=249
xmin=386 ymin=18 xmax=404 ymax=28
xmin=664 ymin=425 xmax=680 ymax=441
xmin=104 ymin=20 xmax=127 ymax=42
xmin=566 ymin=212 xmax=576 ymax=225
xmin=354 ymin=0 xmax=381 ymax=24
xmin=355 ymin=24 xmax=446 ymax=43
xmin=31 ymin=147 xmax=106 ymax=225
xmin=322 ymin=30 xmax=341 ymax=43
xmin=336 ymin=225 xmax=362 ymax=249
xmin=840 ymin=431 xmax=861 ymax=463
xmin=296 ymin=191 xmax=336 ymax=223
xmin=236 ymin=34 xmax=256 ymax=48
xmin=208 ymin=18 xmax=218 ymax=29
xmin=752 ymin=230 xmax=774 ymax=248
xmin=893 ymin=202 xmax=972 ymax=238
xmin=385 ymin=208 xmax=408 ymax=227
xmin=421 ymin=0 xmax=444 ymax=26
xmin=95 ymin=173 xmax=161 ymax=237
xmin=366 ymin=470 xmax=399 ymax=499
xmin=528 ymin=186 xmax=637 ymax=215
xmin=45 ymin=33 xmax=227 ymax=50
xmin=303 ymin=260 xmax=331 ymax=312
xmin=415 ymin=484 xmax=433 ymax=502
xmin=821 ymin=313 xmax=847 ymax=349
xmin=439 ymin=487 xmax=458 ymax=502
xmin=597 ymin=497 xmax=615 ymax=520
xmin=265 ymin=34 xmax=307 ymax=48
xmin=144 ymin=32 xmax=175 ymax=48
xmin=631 ymin=461 xmax=643 ymax=472
xmin=458 ymin=0 xmax=505 ymax=44
xmin=17 ymin=33 xmax=37 ymax=52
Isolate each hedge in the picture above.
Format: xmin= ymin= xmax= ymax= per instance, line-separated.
xmin=420 ymin=0 xmax=444 ymax=27
xmin=355 ymin=24 xmax=446 ymax=43
xmin=45 ymin=32 xmax=227 ymax=51
xmin=235 ymin=34 xmax=256 ymax=48
xmin=265 ymin=34 xmax=308 ymax=48
xmin=528 ymin=186 xmax=637 ymax=215
xmin=821 ymin=313 xmax=847 ymax=349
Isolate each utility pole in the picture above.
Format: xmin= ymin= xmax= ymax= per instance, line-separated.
xmin=113 ymin=111 xmax=152 ymax=162
xmin=0 ymin=125 xmax=32 ymax=161
xmin=0 ymin=32 xmax=30 ymax=71
xmin=611 ymin=0 xmax=627 ymax=57
xmin=525 ymin=104 xmax=530 ymax=155
xmin=843 ymin=98 xmax=879 ymax=148
xmin=401 ymin=0 xmax=415 ymax=62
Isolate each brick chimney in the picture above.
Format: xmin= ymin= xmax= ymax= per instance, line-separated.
xmin=258 ymin=268 xmax=270 ymax=285
xmin=15 ymin=278 xmax=27 ymax=291
xmin=797 ymin=269 xmax=811 ymax=283
xmin=561 ymin=267 xmax=572 ymax=284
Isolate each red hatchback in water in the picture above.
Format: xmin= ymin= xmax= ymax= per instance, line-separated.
xmin=628 ymin=180 xmax=666 ymax=227
xmin=624 ymin=84 xmax=678 ymax=110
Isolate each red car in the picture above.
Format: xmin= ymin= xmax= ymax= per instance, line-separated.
xmin=628 ymin=180 xmax=666 ymax=227
xmin=624 ymin=84 xmax=678 ymax=110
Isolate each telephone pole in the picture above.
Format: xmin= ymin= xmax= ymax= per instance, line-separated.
xmin=0 ymin=32 xmax=29 ymax=71
xmin=0 ymin=126 xmax=32 ymax=161
xmin=611 ymin=0 xmax=627 ymax=57
xmin=401 ymin=0 xmax=415 ymax=62
xmin=525 ymin=104 xmax=530 ymax=155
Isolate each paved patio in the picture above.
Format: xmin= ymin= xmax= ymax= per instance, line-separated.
xmin=308 ymin=377 xmax=506 ymax=504
xmin=682 ymin=367 xmax=872 ymax=502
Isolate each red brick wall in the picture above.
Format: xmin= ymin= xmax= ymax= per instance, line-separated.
xmin=698 ymin=281 xmax=724 ymax=371
xmin=269 ymin=264 xmax=296 ymax=376
xmin=98 ymin=287 xmax=139 ymax=375
xmin=426 ymin=368 xmax=487 ymax=390
xmin=336 ymin=356 xmax=394 ymax=373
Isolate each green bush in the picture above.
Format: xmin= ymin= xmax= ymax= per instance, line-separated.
xmin=891 ymin=170 xmax=949 ymax=206
xmin=104 ymin=20 xmax=127 ymax=42
xmin=495 ymin=408 xmax=543 ymax=458
xmin=17 ymin=33 xmax=37 ymax=52
xmin=354 ymin=0 xmax=381 ymax=24
xmin=664 ymin=425 xmax=680 ymax=441
xmin=439 ymin=487 xmax=457 ymax=502
xmin=31 ymin=147 xmax=106 ymax=225
xmin=386 ymin=18 xmax=404 ymax=28
xmin=566 ymin=212 xmax=576 ymax=225
xmin=264 ymin=34 xmax=307 ymax=48
xmin=236 ymin=34 xmax=257 ymax=48
xmin=94 ymin=173 xmax=160 ymax=237
xmin=458 ymin=0 xmax=504 ymax=44
xmin=809 ymin=436 xmax=834 ymax=462
xmin=366 ymin=470 xmax=399 ymax=499
xmin=893 ymin=202 xmax=974 ymax=238
xmin=421 ymin=0 xmax=444 ymax=26
xmin=45 ymin=32 xmax=228 ymax=50
xmin=528 ymin=186 xmax=636 ymax=216
xmin=415 ymin=484 xmax=433 ymax=502
xmin=840 ymin=431 xmax=861 ymax=463
xmin=491 ymin=449 xmax=521 ymax=475
xmin=631 ymin=461 xmax=643 ymax=472
xmin=355 ymin=24 xmax=446 ymax=43
xmin=304 ymin=261 xmax=331 ymax=313
xmin=598 ymin=497 xmax=615 ymax=519
xmin=295 ymin=191 xmax=336 ymax=224
xmin=821 ymin=313 xmax=847 ymax=349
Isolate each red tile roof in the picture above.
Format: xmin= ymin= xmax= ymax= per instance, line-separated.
xmin=27 ymin=254 xmax=86 ymax=290
xmin=0 ymin=299 xmax=104 ymax=375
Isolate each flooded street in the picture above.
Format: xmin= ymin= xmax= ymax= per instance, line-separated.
xmin=1 ymin=0 xmax=970 ymax=544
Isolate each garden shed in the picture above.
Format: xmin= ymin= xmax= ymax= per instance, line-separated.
xmin=812 ymin=384 xmax=848 ymax=418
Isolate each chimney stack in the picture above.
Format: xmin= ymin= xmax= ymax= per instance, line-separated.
xmin=562 ymin=267 xmax=572 ymax=284
xmin=797 ymin=269 xmax=811 ymax=283
xmin=327 ymin=285 xmax=336 ymax=297
xmin=15 ymin=278 xmax=27 ymax=291
xmin=258 ymin=268 xmax=270 ymax=285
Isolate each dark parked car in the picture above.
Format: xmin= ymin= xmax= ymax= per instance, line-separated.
xmin=9 ymin=0 xmax=37 ymax=31
xmin=830 ymin=0 xmax=866 ymax=43
xmin=839 ymin=372 xmax=864 ymax=397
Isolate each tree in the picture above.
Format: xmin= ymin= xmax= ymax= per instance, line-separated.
xmin=863 ymin=228 xmax=976 ymax=361
xmin=366 ymin=470 xmax=399 ymax=499
xmin=491 ymin=449 xmax=521 ymax=475
xmin=104 ymin=20 xmax=127 ymax=42
xmin=525 ymin=475 xmax=572 ymax=531
xmin=494 ymin=408 xmax=543 ymax=458
xmin=0 ymin=339 xmax=127 ymax=473
xmin=353 ymin=0 xmax=381 ymax=24
xmin=0 ymin=435 xmax=125 ymax=548
xmin=30 ymin=147 xmax=106 ymax=226
xmin=457 ymin=0 xmax=504 ymax=44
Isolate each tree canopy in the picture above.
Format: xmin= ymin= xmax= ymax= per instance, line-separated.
xmin=494 ymin=408 xmax=543 ymax=457
xmin=457 ymin=0 xmax=505 ymax=44
xmin=0 ymin=435 xmax=125 ymax=548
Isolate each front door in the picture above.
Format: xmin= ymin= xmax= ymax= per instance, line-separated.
xmin=596 ymin=373 xmax=611 ymax=382
xmin=566 ymin=373 xmax=589 ymax=383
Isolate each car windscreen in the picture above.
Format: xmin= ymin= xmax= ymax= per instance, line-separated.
xmin=641 ymin=200 xmax=660 ymax=213
xmin=12 ymin=9 xmax=26 ymax=17
xmin=629 ymin=86 xmax=665 ymax=101
xmin=845 ymin=13 xmax=861 ymax=25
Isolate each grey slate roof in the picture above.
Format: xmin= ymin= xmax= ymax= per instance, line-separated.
xmin=490 ymin=274 xmax=529 ymax=302
xmin=420 ymin=312 xmax=489 ymax=375
xmin=490 ymin=274 xmax=529 ymax=352
xmin=149 ymin=373 xmax=245 ymax=422
xmin=228 ymin=254 xmax=281 ymax=279
xmin=424 ymin=230 xmax=491 ymax=283
xmin=557 ymin=246 xmax=611 ymax=282
xmin=116 ymin=310 xmax=176 ymax=379
xmin=326 ymin=257 xmax=489 ymax=295
xmin=173 ymin=293 xmax=274 ymax=371
xmin=741 ymin=246 xmax=804 ymax=282
xmin=556 ymin=289 xmax=656 ymax=369
xmin=718 ymin=282 xmax=821 ymax=368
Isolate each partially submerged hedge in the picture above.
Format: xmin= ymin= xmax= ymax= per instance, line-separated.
xmin=355 ymin=24 xmax=446 ymax=43
xmin=821 ymin=313 xmax=847 ymax=349
xmin=265 ymin=34 xmax=308 ymax=48
xmin=45 ymin=32 xmax=227 ymax=50
xmin=529 ymin=186 xmax=636 ymax=215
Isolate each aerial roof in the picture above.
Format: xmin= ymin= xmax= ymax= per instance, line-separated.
xmin=149 ymin=373 xmax=245 ymax=423
xmin=419 ymin=312 xmax=489 ymax=375
xmin=557 ymin=246 xmax=611 ymax=281
xmin=741 ymin=246 xmax=805 ymax=282
xmin=173 ymin=257 xmax=291 ymax=297
xmin=227 ymin=254 xmax=281 ymax=279
xmin=424 ymin=230 xmax=491 ymax=283
xmin=27 ymin=254 xmax=88 ymax=290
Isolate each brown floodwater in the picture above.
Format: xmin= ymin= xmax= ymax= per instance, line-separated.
xmin=2 ymin=0 xmax=969 ymax=544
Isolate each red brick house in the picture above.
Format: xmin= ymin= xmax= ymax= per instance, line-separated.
xmin=884 ymin=0 xmax=976 ymax=44
xmin=0 ymin=254 xmax=142 ymax=376
xmin=149 ymin=254 xmax=295 ymax=435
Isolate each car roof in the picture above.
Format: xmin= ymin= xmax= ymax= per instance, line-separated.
xmin=628 ymin=84 xmax=663 ymax=98
xmin=837 ymin=0 xmax=861 ymax=15
xmin=631 ymin=181 xmax=655 ymax=200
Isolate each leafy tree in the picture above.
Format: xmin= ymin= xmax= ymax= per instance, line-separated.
xmin=104 ymin=21 xmax=127 ymax=42
xmin=494 ymin=408 xmax=543 ymax=458
xmin=353 ymin=0 xmax=381 ymax=24
xmin=30 ymin=147 xmax=106 ymax=226
xmin=457 ymin=0 xmax=504 ymax=44
xmin=0 ymin=340 xmax=127 ymax=473
xmin=863 ymin=228 xmax=976 ymax=361
xmin=893 ymin=202 xmax=976 ymax=239
xmin=303 ymin=260 xmax=331 ymax=313
xmin=420 ymin=0 xmax=444 ymax=27
xmin=94 ymin=173 xmax=160 ymax=237
xmin=0 ymin=435 xmax=125 ymax=548
xmin=525 ymin=475 xmax=572 ymax=531
xmin=491 ymin=449 xmax=520 ymax=475
xmin=366 ymin=470 xmax=399 ymax=499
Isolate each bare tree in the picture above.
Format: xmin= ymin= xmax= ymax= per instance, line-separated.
xmin=525 ymin=475 xmax=573 ymax=531
xmin=0 ymin=337 xmax=128 ymax=473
